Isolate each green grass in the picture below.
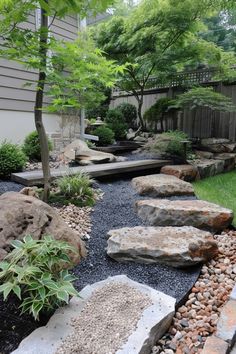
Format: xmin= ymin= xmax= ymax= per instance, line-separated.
xmin=192 ymin=170 xmax=236 ymax=226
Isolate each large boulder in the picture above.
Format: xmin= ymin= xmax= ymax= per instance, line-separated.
xmin=213 ymin=153 xmax=236 ymax=172
xmin=192 ymin=159 xmax=224 ymax=178
xmin=200 ymin=138 xmax=236 ymax=153
xmin=63 ymin=139 xmax=117 ymax=164
xmin=160 ymin=164 xmax=199 ymax=182
xmin=132 ymin=174 xmax=195 ymax=197
xmin=107 ymin=226 xmax=218 ymax=268
xmin=0 ymin=192 xmax=86 ymax=263
xmin=135 ymin=199 xmax=233 ymax=232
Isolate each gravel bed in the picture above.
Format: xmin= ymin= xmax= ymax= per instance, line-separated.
xmin=152 ymin=230 xmax=236 ymax=354
xmin=73 ymin=178 xmax=200 ymax=303
xmin=0 ymin=181 xmax=23 ymax=194
xmin=56 ymin=282 xmax=152 ymax=354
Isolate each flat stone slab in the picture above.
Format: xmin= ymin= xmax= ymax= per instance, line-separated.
xmin=107 ymin=226 xmax=218 ymax=268
xmin=12 ymin=275 xmax=175 ymax=354
xmin=132 ymin=174 xmax=194 ymax=197
xmin=201 ymin=335 xmax=229 ymax=354
xmin=135 ymin=199 xmax=233 ymax=232
xmin=160 ymin=165 xmax=198 ymax=181
xmin=213 ymin=153 xmax=236 ymax=172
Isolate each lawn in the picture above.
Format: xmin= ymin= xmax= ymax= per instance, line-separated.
xmin=193 ymin=170 xmax=236 ymax=226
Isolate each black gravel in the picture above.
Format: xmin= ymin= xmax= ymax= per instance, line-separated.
xmin=74 ymin=177 xmax=200 ymax=305
xmin=0 ymin=180 xmax=23 ymax=195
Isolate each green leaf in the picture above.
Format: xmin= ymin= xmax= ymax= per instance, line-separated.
xmin=0 ymin=282 xmax=14 ymax=300
xmin=12 ymin=284 xmax=21 ymax=299
xmin=57 ymin=290 xmax=69 ymax=303
xmin=11 ymin=240 xmax=23 ymax=249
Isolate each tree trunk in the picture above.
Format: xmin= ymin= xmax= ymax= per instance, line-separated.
xmin=137 ymin=95 xmax=145 ymax=130
xmin=191 ymin=109 xmax=197 ymax=138
xmin=34 ymin=5 xmax=50 ymax=202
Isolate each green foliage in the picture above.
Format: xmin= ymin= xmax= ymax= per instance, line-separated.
xmin=116 ymin=102 xmax=137 ymax=128
xmin=86 ymin=104 xmax=110 ymax=120
xmin=0 ymin=141 xmax=27 ymax=178
xmin=0 ymin=235 xmax=79 ymax=320
xmin=22 ymin=131 xmax=53 ymax=161
xmin=144 ymin=97 xmax=177 ymax=131
xmin=94 ymin=126 xmax=115 ymax=146
xmin=145 ymin=130 xmax=191 ymax=158
xmin=174 ymin=86 xmax=236 ymax=112
xmin=105 ymin=109 xmax=128 ymax=140
xmin=55 ymin=171 xmax=95 ymax=206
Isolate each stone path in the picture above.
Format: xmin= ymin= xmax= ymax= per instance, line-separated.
xmin=107 ymin=226 xmax=218 ymax=268
xmin=135 ymin=199 xmax=233 ymax=232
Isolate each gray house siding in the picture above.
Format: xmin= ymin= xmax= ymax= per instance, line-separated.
xmin=0 ymin=14 xmax=79 ymax=113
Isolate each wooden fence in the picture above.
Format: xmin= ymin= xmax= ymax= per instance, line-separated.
xmin=111 ymin=69 xmax=236 ymax=140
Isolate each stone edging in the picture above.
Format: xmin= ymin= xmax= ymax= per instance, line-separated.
xmin=201 ymin=284 xmax=236 ymax=353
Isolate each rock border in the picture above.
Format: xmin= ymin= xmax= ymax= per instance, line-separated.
xmin=12 ymin=275 xmax=176 ymax=354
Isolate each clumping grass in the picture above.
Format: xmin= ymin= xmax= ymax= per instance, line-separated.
xmin=193 ymin=171 xmax=236 ymax=226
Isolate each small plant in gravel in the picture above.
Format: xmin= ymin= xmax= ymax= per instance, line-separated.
xmin=22 ymin=131 xmax=53 ymax=162
xmin=53 ymin=171 xmax=96 ymax=207
xmin=0 ymin=235 xmax=79 ymax=320
xmin=0 ymin=141 xmax=27 ymax=178
xmin=94 ymin=125 xmax=115 ymax=146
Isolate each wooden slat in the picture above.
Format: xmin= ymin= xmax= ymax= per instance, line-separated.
xmin=11 ymin=159 xmax=171 ymax=186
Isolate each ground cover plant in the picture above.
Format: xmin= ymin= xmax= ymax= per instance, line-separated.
xmin=144 ymin=130 xmax=192 ymax=160
xmin=51 ymin=171 xmax=96 ymax=207
xmin=0 ymin=235 xmax=79 ymax=321
xmin=0 ymin=141 xmax=27 ymax=178
xmin=193 ymin=170 xmax=236 ymax=226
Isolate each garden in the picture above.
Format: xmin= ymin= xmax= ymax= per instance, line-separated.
xmin=0 ymin=0 xmax=236 ymax=354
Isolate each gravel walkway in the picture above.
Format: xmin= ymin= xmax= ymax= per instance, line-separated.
xmin=73 ymin=178 xmax=200 ymax=303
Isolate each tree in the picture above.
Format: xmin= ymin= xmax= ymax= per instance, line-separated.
xmin=0 ymin=0 xmax=115 ymax=201
xmin=94 ymin=0 xmax=236 ymax=129
xmin=173 ymin=86 xmax=236 ymax=136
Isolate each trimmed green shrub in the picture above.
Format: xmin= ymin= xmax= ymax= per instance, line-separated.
xmin=0 ymin=235 xmax=79 ymax=320
xmin=0 ymin=141 xmax=27 ymax=178
xmin=22 ymin=131 xmax=53 ymax=161
xmin=94 ymin=126 xmax=115 ymax=146
xmin=143 ymin=97 xmax=176 ymax=132
xmin=54 ymin=171 xmax=95 ymax=206
xmin=105 ymin=109 xmax=128 ymax=140
xmin=116 ymin=103 xmax=137 ymax=128
xmin=86 ymin=104 xmax=109 ymax=120
xmin=145 ymin=130 xmax=191 ymax=158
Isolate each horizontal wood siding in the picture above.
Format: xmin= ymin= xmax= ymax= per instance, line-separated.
xmin=0 ymin=14 xmax=78 ymax=112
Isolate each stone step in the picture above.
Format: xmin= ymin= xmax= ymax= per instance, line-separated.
xmin=12 ymin=275 xmax=176 ymax=354
xmin=107 ymin=226 xmax=218 ymax=268
xmin=160 ymin=164 xmax=199 ymax=181
xmin=135 ymin=199 xmax=233 ymax=232
xmin=132 ymin=174 xmax=195 ymax=197
xmin=192 ymin=159 xmax=224 ymax=179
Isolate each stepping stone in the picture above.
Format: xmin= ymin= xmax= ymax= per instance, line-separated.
xmin=160 ymin=164 xmax=199 ymax=181
xmin=135 ymin=199 xmax=233 ymax=232
xmin=107 ymin=226 xmax=218 ymax=268
xmin=216 ymin=300 xmax=236 ymax=346
xmin=12 ymin=275 xmax=176 ymax=354
xmin=132 ymin=174 xmax=194 ymax=197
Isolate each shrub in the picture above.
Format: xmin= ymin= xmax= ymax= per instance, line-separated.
xmin=94 ymin=126 xmax=115 ymax=146
xmin=55 ymin=171 xmax=95 ymax=206
xmin=86 ymin=104 xmax=109 ymax=120
xmin=116 ymin=103 xmax=137 ymax=128
xmin=0 ymin=141 xmax=27 ymax=178
xmin=143 ymin=97 xmax=176 ymax=132
xmin=145 ymin=130 xmax=191 ymax=158
xmin=22 ymin=131 xmax=53 ymax=161
xmin=0 ymin=235 xmax=79 ymax=320
xmin=105 ymin=109 xmax=128 ymax=140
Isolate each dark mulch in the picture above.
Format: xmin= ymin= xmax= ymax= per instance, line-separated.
xmin=0 ymin=294 xmax=51 ymax=354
